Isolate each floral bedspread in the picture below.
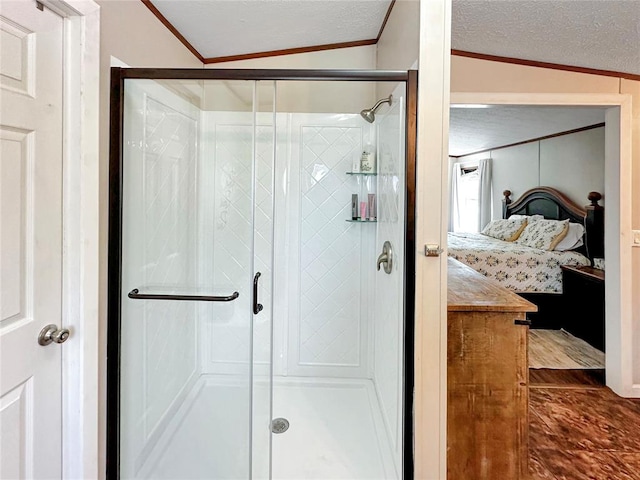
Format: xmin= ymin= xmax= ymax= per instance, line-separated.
xmin=447 ymin=232 xmax=590 ymax=294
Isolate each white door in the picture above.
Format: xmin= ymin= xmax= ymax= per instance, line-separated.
xmin=0 ymin=1 xmax=64 ymax=479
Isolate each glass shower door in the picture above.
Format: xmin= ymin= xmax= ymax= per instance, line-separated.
xmin=118 ymin=77 xmax=275 ymax=480
xmin=111 ymin=69 xmax=416 ymax=480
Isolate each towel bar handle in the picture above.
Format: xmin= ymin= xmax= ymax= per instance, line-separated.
xmin=128 ymin=288 xmax=239 ymax=302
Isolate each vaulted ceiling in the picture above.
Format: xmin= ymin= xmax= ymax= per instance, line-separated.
xmin=143 ymin=0 xmax=637 ymax=154
xmin=147 ymin=0 xmax=640 ymax=76
xmin=148 ymin=0 xmax=393 ymax=62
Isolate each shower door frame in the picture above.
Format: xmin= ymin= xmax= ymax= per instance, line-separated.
xmin=107 ymin=68 xmax=418 ymax=480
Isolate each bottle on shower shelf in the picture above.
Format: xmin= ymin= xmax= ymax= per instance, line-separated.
xmin=360 ymin=201 xmax=368 ymax=221
xmin=368 ymin=194 xmax=376 ymax=221
xmin=352 ymin=194 xmax=359 ymax=220
xmin=351 ymin=153 xmax=361 ymax=173
xmin=360 ymin=143 xmax=376 ymax=173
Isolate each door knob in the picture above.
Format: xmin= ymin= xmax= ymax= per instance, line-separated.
xmin=377 ymin=241 xmax=393 ymax=274
xmin=38 ymin=324 xmax=70 ymax=346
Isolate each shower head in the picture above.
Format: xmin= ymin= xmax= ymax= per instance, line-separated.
xmin=360 ymin=95 xmax=393 ymax=123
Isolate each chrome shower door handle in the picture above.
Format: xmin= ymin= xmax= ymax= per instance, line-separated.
xmin=377 ymin=241 xmax=393 ymax=274
xmin=253 ymin=272 xmax=263 ymax=315
xmin=377 ymin=252 xmax=388 ymax=270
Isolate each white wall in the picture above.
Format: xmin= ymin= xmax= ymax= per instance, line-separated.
xmin=206 ymin=46 xmax=378 ymax=114
xmin=540 ymin=127 xmax=605 ymax=207
xmin=489 ymin=142 xmax=539 ymax=218
xmin=452 ymin=126 xmax=605 ymax=220
xmin=376 ymin=0 xmax=419 ymax=98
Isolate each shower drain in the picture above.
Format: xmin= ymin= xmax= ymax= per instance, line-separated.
xmin=271 ymin=418 xmax=290 ymax=434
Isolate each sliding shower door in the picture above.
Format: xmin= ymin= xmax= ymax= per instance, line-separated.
xmin=109 ymin=69 xmax=416 ymax=480
xmin=114 ymin=77 xmax=275 ymax=480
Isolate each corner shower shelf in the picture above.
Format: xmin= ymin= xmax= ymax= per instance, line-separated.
xmin=346 ymin=219 xmax=377 ymax=223
xmin=346 ymin=172 xmax=377 ymax=176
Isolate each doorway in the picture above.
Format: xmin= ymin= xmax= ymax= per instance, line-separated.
xmin=449 ymin=93 xmax=633 ymax=397
xmin=108 ymin=69 xmax=417 ymax=479
xmin=448 ymin=104 xmax=608 ymax=380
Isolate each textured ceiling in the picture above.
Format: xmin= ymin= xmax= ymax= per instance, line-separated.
xmin=449 ymin=106 xmax=607 ymax=157
xmin=150 ymin=0 xmax=392 ymax=59
xmin=148 ymin=0 xmax=639 ymax=75
xmin=452 ymin=0 xmax=640 ymax=76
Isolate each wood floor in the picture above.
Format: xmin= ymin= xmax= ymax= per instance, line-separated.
xmin=529 ymin=370 xmax=640 ymax=480
xmin=529 ymin=368 xmax=605 ymax=387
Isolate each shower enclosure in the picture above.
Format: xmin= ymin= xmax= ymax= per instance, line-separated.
xmin=108 ymin=69 xmax=416 ymax=480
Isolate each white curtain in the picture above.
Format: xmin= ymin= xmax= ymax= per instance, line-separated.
xmin=449 ymin=160 xmax=462 ymax=232
xmin=476 ymin=158 xmax=492 ymax=231
xmin=449 ymin=158 xmax=492 ymax=232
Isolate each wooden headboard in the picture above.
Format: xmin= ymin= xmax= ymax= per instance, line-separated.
xmin=502 ymin=187 xmax=604 ymax=261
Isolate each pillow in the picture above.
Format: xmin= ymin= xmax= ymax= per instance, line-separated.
xmin=510 ymin=214 xmax=544 ymax=222
xmin=515 ymin=218 xmax=570 ymax=250
xmin=481 ymin=217 xmax=528 ymax=242
xmin=554 ymin=223 xmax=585 ymax=251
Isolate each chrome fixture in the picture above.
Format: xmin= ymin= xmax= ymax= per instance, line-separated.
xmin=377 ymin=241 xmax=393 ymax=274
xmin=271 ymin=418 xmax=290 ymax=434
xmin=38 ymin=324 xmax=70 ymax=346
xmin=360 ymin=95 xmax=393 ymax=123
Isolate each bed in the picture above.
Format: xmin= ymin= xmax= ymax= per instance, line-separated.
xmin=448 ymin=232 xmax=590 ymax=293
xmin=448 ymin=187 xmax=604 ymax=331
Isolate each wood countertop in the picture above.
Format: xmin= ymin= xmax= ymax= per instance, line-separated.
xmin=447 ymin=258 xmax=538 ymax=313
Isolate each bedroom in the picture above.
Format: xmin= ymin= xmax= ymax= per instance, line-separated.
xmin=448 ymin=105 xmax=608 ymax=381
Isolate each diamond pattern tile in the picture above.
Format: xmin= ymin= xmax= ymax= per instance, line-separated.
xmin=137 ymin=96 xmax=198 ymax=439
xmin=298 ymin=126 xmax=364 ymax=366
xmin=210 ymin=124 xmax=274 ymax=367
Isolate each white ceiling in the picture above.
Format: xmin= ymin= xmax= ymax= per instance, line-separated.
xmin=449 ymin=106 xmax=606 ymax=157
xmin=145 ymin=1 xmax=626 ymax=157
xmin=151 ymin=0 xmax=392 ymax=59
xmin=452 ymin=0 xmax=640 ymax=76
xmin=149 ymin=0 xmax=640 ymax=76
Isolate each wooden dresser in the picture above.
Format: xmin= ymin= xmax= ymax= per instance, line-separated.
xmin=447 ymin=258 xmax=537 ymax=480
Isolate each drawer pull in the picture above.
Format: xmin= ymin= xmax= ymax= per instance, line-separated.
xmin=514 ymin=318 xmax=531 ymax=326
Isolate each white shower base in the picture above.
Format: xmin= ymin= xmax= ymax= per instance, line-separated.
xmin=137 ymin=376 xmax=398 ymax=480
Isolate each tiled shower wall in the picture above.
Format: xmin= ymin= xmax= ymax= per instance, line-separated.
xmin=299 ymin=125 xmax=364 ymax=367
xmin=200 ymin=116 xmax=274 ymax=373
xmin=372 ymin=86 xmax=406 ymax=474
xmin=201 ymin=113 xmax=376 ymax=378
xmin=198 ymin=107 xmax=406 ymax=472
xmin=119 ymin=82 xmax=405 ymax=477
xmin=286 ymin=116 xmax=375 ymax=378
xmin=121 ymin=84 xmax=199 ymax=475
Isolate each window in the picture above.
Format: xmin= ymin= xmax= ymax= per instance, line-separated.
xmin=455 ymin=166 xmax=480 ymax=232
xmin=450 ymin=158 xmax=492 ymax=233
